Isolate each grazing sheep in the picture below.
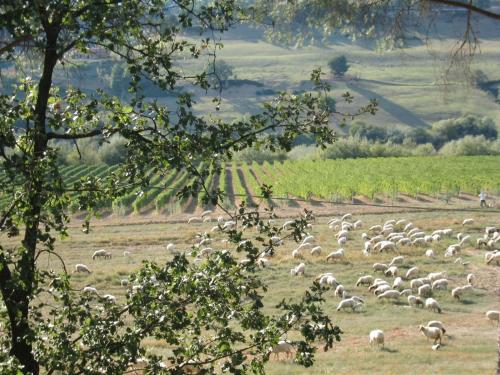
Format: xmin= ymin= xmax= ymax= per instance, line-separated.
xmin=467 ymin=273 xmax=475 ymax=286
xmin=123 ymin=251 xmax=131 ymax=257
xmin=336 ymin=298 xmax=363 ymax=312
xmin=369 ymin=225 xmax=383 ymax=233
xmin=425 ymin=298 xmax=442 ymax=313
xmin=485 ymin=310 xmax=500 ymax=325
xmin=338 ymin=237 xmax=347 ymax=246
xmin=486 ymin=251 xmax=500 ymax=265
xmin=411 ymin=279 xmax=424 ymax=290
xmin=431 ymin=279 xmax=449 ymax=290
xmin=291 ymin=263 xmax=306 ymax=276
xmin=334 ymin=284 xmax=345 ymax=298
xmin=419 ymin=325 xmax=442 ymax=344
xmin=356 ymin=275 xmax=374 ymax=287
xmin=393 ymin=277 xmax=404 ymax=290
xmin=373 ymin=284 xmax=391 ymax=296
xmin=282 ymin=220 xmax=295 ymax=230
xmin=432 ymin=343 xmax=442 ymax=351
xmin=102 ymin=294 xmax=116 ymax=303
xmin=375 ymin=241 xmax=397 ymax=253
xmin=188 ymin=216 xmax=202 ymax=224
xmin=83 ymin=286 xmax=97 ymax=294
xmin=292 ymin=249 xmax=303 ymax=259
xmin=302 ymin=235 xmax=315 ymax=245
xmin=384 ymin=266 xmax=398 ymax=277
xmin=445 ymin=244 xmax=461 ymax=257
xmin=373 ymin=263 xmax=389 ymax=273
xmin=297 ymin=242 xmax=313 ymax=251
xmin=405 ymin=266 xmax=419 ymax=280
xmin=92 ymin=249 xmax=111 ymax=260
xmin=427 ymin=320 xmax=446 ymax=334
xmin=428 ymin=272 xmax=447 ymax=282
xmin=166 ymin=243 xmax=176 ymax=251
xmin=451 ymin=285 xmax=472 ymax=300
xmin=310 ymin=246 xmax=322 ymax=256
xmin=388 ymin=256 xmax=404 ymax=267
xmin=354 ymin=220 xmax=363 ymax=229
xmin=462 ymin=218 xmax=474 ymax=226
xmin=257 ymin=257 xmax=270 ymax=268
xmin=270 ymin=341 xmax=294 ymax=360
xmin=399 ymin=289 xmax=412 ymax=296
xmin=75 ymin=264 xmax=91 ymax=274
xmin=425 ymin=249 xmax=435 ymax=258
xmin=342 ymin=213 xmax=352 ymax=221
xmin=377 ymin=289 xmax=400 ymax=301
xmin=369 ymin=330 xmax=385 ymax=348
xmin=326 ymin=248 xmax=345 ymax=262
xmin=408 ymin=295 xmax=424 ymax=307
xmin=368 ymin=279 xmax=389 ymax=292
xmin=418 ymin=284 xmax=432 ymax=298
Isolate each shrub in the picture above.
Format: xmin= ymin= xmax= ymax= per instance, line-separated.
xmin=328 ymin=55 xmax=349 ymax=76
xmin=233 ymin=146 xmax=287 ymax=164
xmin=438 ymin=135 xmax=498 ymax=156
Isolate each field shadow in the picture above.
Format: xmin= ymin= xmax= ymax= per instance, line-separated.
xmin=346 ymin=82 xmax=429 ymax=128
xmin=381 ymin=347 xmax=399 ymax=353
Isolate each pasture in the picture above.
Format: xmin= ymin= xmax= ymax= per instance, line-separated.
xmin=21 ymin=208 xmax=500 ymax=374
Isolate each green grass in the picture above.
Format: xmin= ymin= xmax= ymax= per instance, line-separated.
xmin=12 ymin=209 xmax=498 ymax=374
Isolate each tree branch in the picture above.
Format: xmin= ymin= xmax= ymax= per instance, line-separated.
xmin=430 ymin=0 xmax=500 ymax=20
xmin=46 ymin=129 xmax=102 ymax=140
xmin=0 ymin=35 xmax=33 ymax=55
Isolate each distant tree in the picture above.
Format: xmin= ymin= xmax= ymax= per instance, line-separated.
xmin=407 ymin=128 xmax=433 ymax=144
xmin=349 ymin=122 xmax=387 ymax=142
xmin=431 ymin=115 xmax=497 ymax=147
xmin=205 ymin=59 xmax=235 ymax=89
xmin=328 ymin=55 xmax=349 ymax=77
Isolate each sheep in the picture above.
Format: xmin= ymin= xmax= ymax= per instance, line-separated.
xmin=388 ymin=255 xmax=404 ymax=267
xmin=353 ymin=220 xmax=363 ymax=229
xmin=467 ymin=273 xmax=475 ymax=286
xmin=301 ymin=235 xmax=315 ymax=245
xmin=405 ymin=266 xmax=419 ymax=280
xmin=166 ymin=243 xmax=176 ymax=251
xmin=297 ymin=242 xmax=312 ymax=251
xmin=310 ymin=246 xmax=322 ymax=256
xmin=82 ymin=286 xmax=97 ymax=294
xmin=341 ymin=213 xmax=352 ymax=221
xmin=486 ymin=252 xmax=500 ymax=265
xmin=485 ymin=226 xmax=497 ymax=235
xmin=444 ymin=244 xmax=461 ymax=257
xmin=188 ymin=216 xmax=202 ymax=224
xmin=75 ymin=264 xmax=91 ymax=274
xmin=425 ymin=298 xmax=442 ymax=313
xmin=451 ymin=285 xmax=472 ymax=300
xmin=337 ymin=237 xmax=347 ymax=246
xmin=459 ymin=235 xmax=471 ymax=246
xmin=485 ymin=310 xmax=500 ymax=325
xmin=384 ymin=266 xmax=398 ymax=277
xmin=326 ymin=249 xmax=344 ymax=262
xmin=291 ymin=263 xmax=306 ymax=276
xmin=123 ymin=251 xmax=131 ymax=257
xmin=431 ymin=278 xmax=448 ymax=290
xmin=419 ymin=325 xmax=442 ymax=344
xmin=369 ymin=330 xmax=385 ymax=348
xmin=404 ymin=223 xmax=414 ymax=231
xmin=427 ymin=320 xmax=446 ymax=334
xmin=369 ymin=225 xmax=383 ymax=233
xmin=120 ymin=279 xmax=129 ymax=287
xmin=411 ymin=279 xmax=424 ymax=290
xmin=257 ymin=257 xmax=270 ymax=268
xmin=418 ymin=284 xmax=432 ymax=298
xmin=397 ymin=238 xmax=411 ymax=246
xmin=462 ymin=218 xmax=474 ymax=226
xmin=368 ymin=279 xmax=389 ymax=291
xmin=377 ymin=290 xmax=400 ymax=301
xmin=428 ymin=272 xmax=447 ymax=282
xmin=336 ymin=298 xmax=363 ymax=312
xmin=373 ymin=284 xmax=391 ymax=296
xmin=375 ymin=241 xmax=397 ymax=253
xmin=291 ymin=249 xmax=302 ymax=259
xmin=269 ymin=340 xmax=294 ymax=360
xmin=334 ymin=284 xmax=345 ymax=298
xmin=425 ymin=249 xmax=435 ymax=258
xmin=356 ymin=275 xmax=374 ymax=287
xmin=102 ymin=294 xmax=116 ymax=303
xmin=408 ymin=295 xmax=424 ymax=307
xmin=393 ymin=277 xmax=404 ymax=290
xmin=432 ymin=343 xmax=442 ymax=351
xmin=201 ymin=210 xmax=212 ymax=217
xmin=373 ymin=263 xmax=389 ymax=273
xmin=399 ymin=288 xmax=412 ymax=296
xmin=282 ymin=220 xmax=295 ymax=230
xmin=92 ymin=249 xmax=111 ymax=260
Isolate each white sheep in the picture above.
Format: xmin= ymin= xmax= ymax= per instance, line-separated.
xmin=372 ymin=263 xmax=389 ymax=274
xmin=269 ymin=340 xmax=294 ymax=360
xmin=486 ymin=251 xmax=500 ymax=265
xmin=408 ymin=295 xmax=424 ymax=308
xmin=427 ymin=320 xmax=446 ymax=334
xmin=166 ymin=243 xmax=176 ymax=251
xmin=336 ymin=298 xmax=363 ymax=312
xmin=123 ymin=251 xmax=131 ymax=257
xmin=411 ymin=279 xmax=424 ymax=290
xmin=428 ymin=272 xmax=447 ymax=282
xmin=393 ymin=277 xmax=404 ymax=290
xmin=291 ymin=262 xmax=306 ymax=276
xmin=384 ymin=266 xmax=398 ymax=277
xmin=120 ymin=279 xmax=129 ymax=287
xmin=425 ymin=249 xmax=435 ymax=258
xmin=291 ymin=249 xmax=303 ymax=259
xmin=337 ymin=237 xmax=347 ymax=246
xmin=466 ymin=273 xmax=475 ymax=286
xmin=399 ymin=288 xmax=412 ymax=296
xmin=356 ymin=275 xmax=374 ymax=287
xmin=462 ymin=218 xmax=474 ymax=226
xmin=485 ymin=310 xmax=500 ymax=325
xmin=326 ymin=248 xmax=344 ymax=262
xmin=388 ymin=255 xmax=404 ymax=267
xmin=431 ymin=278 xmax=448 ymax=290
xmin=369 ymin=329 xmax=384 ymax=348
xmin=82 ymin=286 xmax=97 ymax=293
xmin=405 ymin=266 xmax=419 ymax=280
xmin=418 ymin=284 xmax=432 ymax=298
xmin=75 ymin=264 xmax=91 ymax=274
xmin=373 ymin=284 xmax=391 ymax=295
xmin=92 ymin=249 xmax=111 ymax=260
xmin=451 ymin=285 xmax=472 ymax=300
xmin=377 ymin=289 xmax=400 ymax=301
xmin=310 ymin=246 xmax=322 ymax=256
xmin=188 ymin=216 xmax=202 ymax=224
xmin=425 ymin=298 xmax=442 ymax=313
xmin=375 ymin=241 xmax=397 ymax=253
xmin=102 ymin=294 xmax=116 ymax=303
xmin=334 ymin=284 xmax=345 ymax=298
xmin=301 ymin=235 xmax=315 ymax=245
xmin=419 ymin=325 xmax=442 ymax=344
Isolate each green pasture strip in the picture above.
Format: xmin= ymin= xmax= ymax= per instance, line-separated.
xmin=153 ymin=170 xmax=190 ymax=212
xmin=131 ymin=170 xmax=178 ymax=213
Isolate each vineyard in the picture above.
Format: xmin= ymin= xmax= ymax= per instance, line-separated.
xmin=1 ymin=156 xmax=499 ymax=214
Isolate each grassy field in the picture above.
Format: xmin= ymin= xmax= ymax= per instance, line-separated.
xmin=12 ymin=209 xmax=498 ymax=374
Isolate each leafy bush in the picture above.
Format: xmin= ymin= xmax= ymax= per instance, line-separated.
xmin=234 ymin=146 xmax=287 ymax=164
xmin=98 ymin=136 xmax=128 ymax=165
xmin=205 ymin=59 xmax=235 ymax=89
xmin=431 ymin=115 xmax=497 ymax=147
xmin=328 ymin=55 xmax=349 ymax=76
xmin=438 ymin=135 xmax=500 ymax=156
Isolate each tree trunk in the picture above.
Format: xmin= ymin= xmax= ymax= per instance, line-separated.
xmin=0 ymin=25 xmax=59 ymax=375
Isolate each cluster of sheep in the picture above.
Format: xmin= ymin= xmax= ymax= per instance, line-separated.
xmin=286 ymin=214 xmax=499 ymax=353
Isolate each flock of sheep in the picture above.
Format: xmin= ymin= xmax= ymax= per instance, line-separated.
xmin=74 ymin=210 xmax=499 ymax=362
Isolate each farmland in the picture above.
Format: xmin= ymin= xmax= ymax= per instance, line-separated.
xmin=9 ymin=208 xmax=498 ymax=374
xmin=1 ymin=156 xmax=498 ymax=216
